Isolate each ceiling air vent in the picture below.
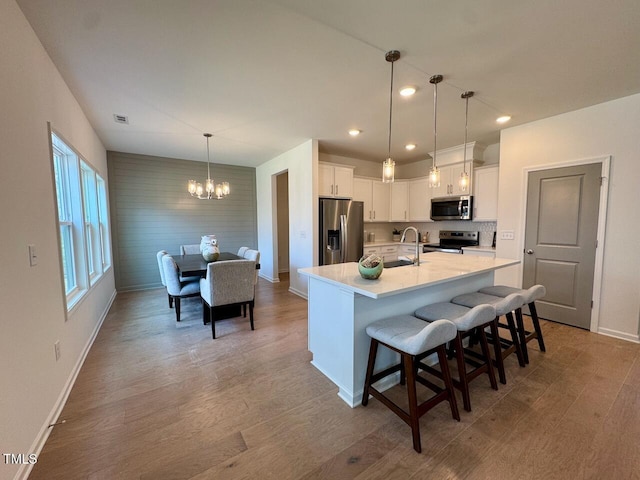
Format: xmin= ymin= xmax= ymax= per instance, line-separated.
xmin=113 ymin=114 xmax=129 ymax=124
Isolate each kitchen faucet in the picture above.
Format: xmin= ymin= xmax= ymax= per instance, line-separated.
xmin=400 ymin=226 xmax=420 ymax=266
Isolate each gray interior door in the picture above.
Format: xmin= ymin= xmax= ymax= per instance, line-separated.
xmin=523 ymin=163 xmax=601 ymax=329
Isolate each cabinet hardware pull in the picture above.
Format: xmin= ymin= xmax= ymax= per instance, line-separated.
xmin=336 ymin=184 xmax=339 ymax=195
xmin=331 ymin=184 xmax=334 ymax=194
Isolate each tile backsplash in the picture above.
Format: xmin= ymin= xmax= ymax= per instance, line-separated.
xmin=364 ymin=221 xmax=497 ymax=244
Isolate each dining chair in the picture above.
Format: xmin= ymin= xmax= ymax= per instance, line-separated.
xmin=200 ymin=259 xmax=256 ymax=339
xmin=180 ymin=244 xmax=201 ymax=255
xmin=243 ymin=249 xmax=260 ymax=285
xmin=162 ymin=255 xmax=201 ymax=322
xmin=156 ymin=250 xmax=172 ymax=308
xmin=237 ymin=246 xmax=249 ymax=257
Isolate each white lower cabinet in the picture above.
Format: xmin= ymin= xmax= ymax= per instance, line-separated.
xmin=379 ymin=245 xmax=398 ymax=262
xmin=462 ymin=248 xmax=495 ymax=258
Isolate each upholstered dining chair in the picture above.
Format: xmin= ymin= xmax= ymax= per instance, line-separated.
xmin=180 ymin=244 xmax=201 ymax=255
xmin=156 ymin=250 xmax=172 ymax=308
xmin=162 ymin=255 xmax=201 ymax=322
xmin=200 ymin=259 xmax=256 ymax=339
xmin=237 ymin=246 xmax=249 ymax=257
xmin=242 ymin=249 xmax=260 ymax=316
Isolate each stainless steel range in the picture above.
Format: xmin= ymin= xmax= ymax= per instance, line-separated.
xmin=422 ymin=230 xmax=479 ymax=254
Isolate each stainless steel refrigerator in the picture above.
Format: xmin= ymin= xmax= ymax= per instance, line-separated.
xmin=319 ymin=198 xmax=364 ymax=265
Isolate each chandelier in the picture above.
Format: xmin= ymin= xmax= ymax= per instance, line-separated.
xmin=188 ymin=133 xmax=230 ymax=200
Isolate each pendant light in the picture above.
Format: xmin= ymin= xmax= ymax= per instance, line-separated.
xmin=382 ymin=50 xmax=400 ymax=183
xmin=459 ymin=91 xmax=474 ymax=192
xmin=429 ymin=74 xmax=443 ymax=188
xmin=187 ymin=133 xmax=230 ymax=200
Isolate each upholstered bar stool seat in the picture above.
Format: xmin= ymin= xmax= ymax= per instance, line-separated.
xmin=362 ymin=316 xmax=459 ymax=453
xmin=451 ymin=292 xmax=526 ymax=383
xmin=414 ymin=303 xmax=499 ymax=412
xmin=478 ymin=285 xmax=547 ymax=363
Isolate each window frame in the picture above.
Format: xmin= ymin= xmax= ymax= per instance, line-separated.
xmin=50 ymin=128 xmax=110 ymax=313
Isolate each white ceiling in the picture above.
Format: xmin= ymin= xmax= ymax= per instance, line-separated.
xmin=16 ymin=0 xmax=640 ymax=167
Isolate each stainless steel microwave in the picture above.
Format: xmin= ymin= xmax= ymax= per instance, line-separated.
xmin=431 ymin=195 xmax=473 ymax=221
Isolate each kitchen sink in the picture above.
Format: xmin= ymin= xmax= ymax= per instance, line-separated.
xmin=384 ymin=259 xmax=414 ymax=268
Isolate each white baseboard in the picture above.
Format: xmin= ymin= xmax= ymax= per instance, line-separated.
xmin=598 ymin=327 xmax=640 ymax=344
xmin=258 ymin=272 xmax=280 ymax=283
xmin=288 ymin=286 xmax=307 ymax=299
xmin=15 ymin=289 xmax=117 ymax=480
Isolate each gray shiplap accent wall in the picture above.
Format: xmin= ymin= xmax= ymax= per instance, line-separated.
xmin=107 ymin=151 xmax=257 ymax=291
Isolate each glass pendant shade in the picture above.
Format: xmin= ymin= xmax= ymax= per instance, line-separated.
xmin=429 ymin=165 xmax=440 ymax=188
xmin=222 ymin=181 xmax=230 ymax=196
xmin=459 ymin=171 xmax=469 ymax=191
xmin=188 ymin=179 xmax=197 ymax=194
xmin=382 ymin=158 xmax=395 ymax=183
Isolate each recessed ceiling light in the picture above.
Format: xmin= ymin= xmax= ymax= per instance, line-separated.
xmin=496 ymin=115 xmax=511 ymax=124
xmin=400 ymin=86 xmax=416 ymax=97
xmin=405 ymin=143 xmax=416 ymax=150
xmin=348 ymin=129 xmax=361 ymax=136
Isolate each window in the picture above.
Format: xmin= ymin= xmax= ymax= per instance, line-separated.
xmin=51 ymin=132 xmax=111 ymax=310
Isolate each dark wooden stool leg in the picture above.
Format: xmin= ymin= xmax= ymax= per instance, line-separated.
xmin=529 ymin=302 xmax=546 ymax=352
xmin=452 ymin=333 xmax=471 ymax=412
xmin=490 ymin=318 xmax=507 ymax=384
xmin=175 ymin=297 xmax=181 ymax=322
xmin=437 ymin=345 xmax=460 ymax=421
xmin=478 ymin=325 xmax=498 ymax=390
xmin=505 ymin=312 xmax=526 ymax=367
xmin=515 ymin=308 xmax=529 ymax=364
xmin=362 ymin=338 xmax=379 ymax=407
xmin=404 ymin=352 xmax=421 ymax=453
xmin=399 ymin=355 xmax=407 ymax=385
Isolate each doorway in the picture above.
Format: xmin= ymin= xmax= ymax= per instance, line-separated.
xmin=523 ymin=163 xmax=602 ymax=329
xmin=275 ymin=171 xmax=290 ymax=280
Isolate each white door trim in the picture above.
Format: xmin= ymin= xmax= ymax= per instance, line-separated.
xmin=519 ymin=155 xmax=610 ymax=333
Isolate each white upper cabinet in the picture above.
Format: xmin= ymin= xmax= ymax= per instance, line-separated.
xmin=430 ymin=162 xmax=475 ymax=198
xmin=390 ymin=181 xmax=409 ymax=222
xmin=319 ymin=163 xmax=354 ymax=198
xmin=353 ymin=177 xmax=390 ymax=222
xmin=473 ymin=165 xmax=499 ymax=221
xmin=408 ymin=177 xmax=432 ymax=221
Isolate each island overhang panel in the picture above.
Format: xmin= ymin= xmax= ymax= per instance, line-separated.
xmin=299 ymin=253 xmax=520 ymax=407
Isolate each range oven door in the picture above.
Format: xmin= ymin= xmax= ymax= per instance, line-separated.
xmin=431 ymin=196 xmax=473 ymax=221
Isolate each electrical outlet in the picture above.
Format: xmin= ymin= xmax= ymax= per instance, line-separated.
xmin=500 ymin=230 xmax=515 ymax=240
xmin=54 ymin=341 xmax=61 ymax=361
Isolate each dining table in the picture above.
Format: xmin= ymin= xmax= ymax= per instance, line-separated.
xmin=174 ymin=252 xmax=252 ymax=277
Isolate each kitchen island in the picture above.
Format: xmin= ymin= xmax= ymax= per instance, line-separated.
xmin=298 ymin=252 xmax=519 ymax=407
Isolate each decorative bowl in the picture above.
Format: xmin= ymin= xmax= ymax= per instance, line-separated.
xmin=358 ymin=256 xmax=383 ymax=280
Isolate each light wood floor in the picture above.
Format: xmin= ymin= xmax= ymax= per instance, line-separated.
xmin=31 ymin=274 xmax=640 ymax=479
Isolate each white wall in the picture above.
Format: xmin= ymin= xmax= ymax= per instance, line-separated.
xmin=0 ymin=1 xmax=116 ymax=478
xmin=496 ymin=93 xmax=640 ymax=341
xmin=256 ymin=140 xmax=317 ymax=297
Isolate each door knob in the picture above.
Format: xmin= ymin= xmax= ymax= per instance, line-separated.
xmin=526 ymin=249 xmax=534 ymax=254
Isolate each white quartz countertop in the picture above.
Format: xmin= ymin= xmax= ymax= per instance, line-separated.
xmin=298 ymin=252 xmax=519 ymax=299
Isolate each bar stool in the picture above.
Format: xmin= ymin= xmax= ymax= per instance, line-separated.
xmin=478 ymin=285 xmax=546 ymax=364
xmin=414 ymin=303 xmax=498 ymax=412
xmin=450 ymin=292 xmax=526 ymax=384
xmin=362 ymin=316 xmax=459 ymax=453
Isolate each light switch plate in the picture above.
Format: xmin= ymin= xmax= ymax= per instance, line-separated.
xmin=500 ymin=231 xmax=515 ymax=240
